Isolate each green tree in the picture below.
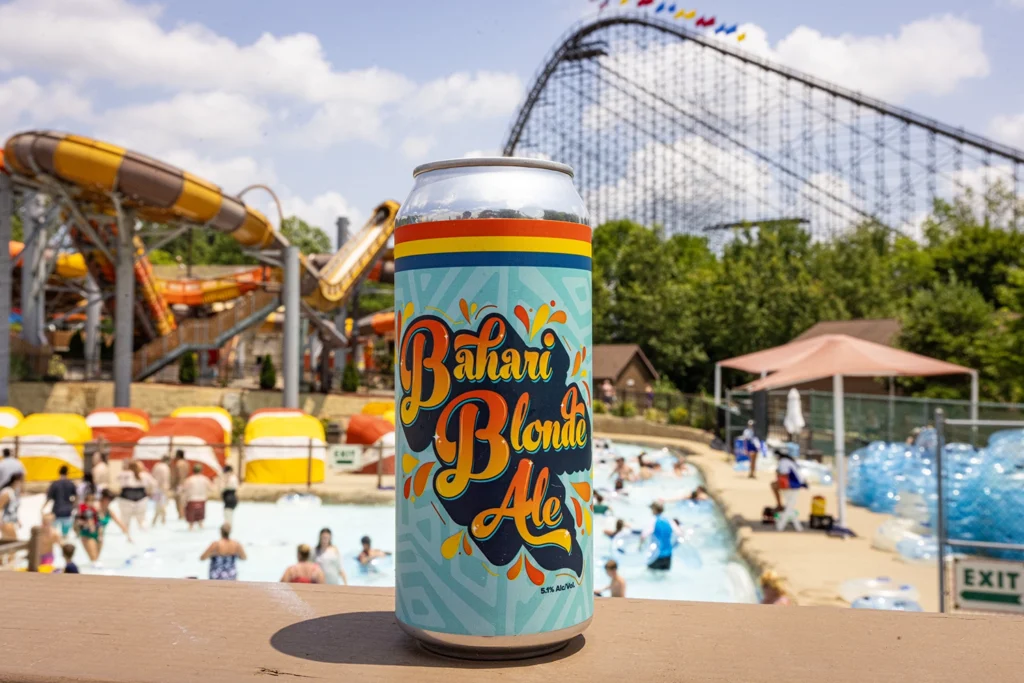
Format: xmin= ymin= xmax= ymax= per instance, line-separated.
xmin=178 ymin=352 xmax=197 ymax=385
xmin=259 ymin=354 xmax=277 ymax=390
xmin=11 ymin=213 xmax=23 ymax=242
xmin=280 ymin=216 xmax=331 ymax=255
xmin=341 ymin=360 xmax=360 ymax=392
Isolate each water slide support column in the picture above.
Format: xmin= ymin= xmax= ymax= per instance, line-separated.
xmin=0 ymin=175 xmax=11 ymax=405
xmin=20 ymin=194 xmax=47 ymax=347
xmin=282 ymin=245 xmax=300 ymax=408
xmin=85 ymin=276 xmax=100 ymax=378
xmin=113 ymin=209 xmax=136 ymax=407
xmin=833 ymin=374 xmax=848 ymax=533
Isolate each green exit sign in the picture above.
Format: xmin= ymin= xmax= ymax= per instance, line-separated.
xmin=954 ymin=558 xmax=1024 ymax=614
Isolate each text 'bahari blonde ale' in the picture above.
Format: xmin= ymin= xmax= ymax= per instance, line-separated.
xmin=393 ymin=157 xmax=594 ymax=659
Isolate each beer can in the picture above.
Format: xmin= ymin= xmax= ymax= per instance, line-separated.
xmin=394 ymin=157 xmax=594 ymax=659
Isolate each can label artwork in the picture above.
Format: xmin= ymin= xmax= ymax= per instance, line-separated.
xmin=395 ymin=218 xmax=593 ymax=638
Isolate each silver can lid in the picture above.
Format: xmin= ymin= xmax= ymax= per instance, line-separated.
xmin=412 ymin=156 xmax=574 ymax=179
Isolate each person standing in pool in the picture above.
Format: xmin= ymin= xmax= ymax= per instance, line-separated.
xmin=642 ymin=501 xmax=674 ymax=571
xmin=220 ymin=465 xmax=239 ymax=525
xmin=357 ymin=536 xmax=391 ymax=567
xmin=200 ymin=524 xmax=247 ymax=580
xmin=172 ymin=451 xmax=190 ymax=520
xmin=281 ymin=544 xmax=325 ymax=583
xmin=117 ymin=461 xmax=150 ymax=533
xmin=44 ymin=465 xmax=77 ymax=539
xmin=151 ymin=455 xmax=171 ymax=526
xmin=182 ymin=464 xmax=211 ymax=531
xmin=594 ymin=560 xmax=627 ymax=597
xmin=314 ymin=528 xmax=349 ymax=586
xmin=91 ymin=451 xmax=110 ymax=494
xmin=79 ymin=490 xmax=132 ymax=565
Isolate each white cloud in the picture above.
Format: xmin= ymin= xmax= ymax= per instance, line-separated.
xmin=97 ymin=92 xmax=270 ymax=151
xmin=988 ymin=113 xmax=1024 ymax=149
xmin=771 ymin=15 xmax=989 ymax=101
xmin=278 ymin=191 xmax=363 ymax=238
xmin=0 ymin=0 xmax=520 ymax=151
xmin=400 ymin=135 xmax=436 ymax=161
xmin=0 ymin=76 xmax=91 ymax=135
xmin=408 ymin=71 xmax=524 ymax=123
xmin=583 ymin=137 xmax=772 ymax=226
xmin=159 ymin=149 xmax=276 ymax=195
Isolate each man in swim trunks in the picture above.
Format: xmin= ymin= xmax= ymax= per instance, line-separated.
xmin=182 ymin=464 xmax=211 ymax=531
xmin=357 ymin=535 xmax=391 ymax=566
xmin=595 ymin=559 xmax=627 ymax=597
xmin=45 ymin=465 xmax=77 ymax=538
xmin=612 ymin=457 xmax=635 ymax=482
xmin=173 ymin=451 xmax=190 ymax=519
xmin=643 ymin=501 xmax=674 ymax=571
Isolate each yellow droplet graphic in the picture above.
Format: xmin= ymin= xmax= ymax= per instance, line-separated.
xmin=402 ymin=454 xmax=419 ymax=475
xmin=403 ymin=302 xmax=414 ymax=322
xmin=441 ymin=531 xmax=464 ymax=560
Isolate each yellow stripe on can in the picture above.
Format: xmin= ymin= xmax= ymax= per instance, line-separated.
xmin=393 ymin=236 xmax=592 ymax=259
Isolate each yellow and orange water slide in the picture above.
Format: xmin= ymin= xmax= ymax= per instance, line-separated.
xmin=1 ymin=132 xmax=397 ymax=341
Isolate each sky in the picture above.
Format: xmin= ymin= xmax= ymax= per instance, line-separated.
xmin=1 ymin=0 xmax=1023 ymax=245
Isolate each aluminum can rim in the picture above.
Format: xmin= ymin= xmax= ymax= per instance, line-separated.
xmin=412 ymin=156 xmax=574 ymax=179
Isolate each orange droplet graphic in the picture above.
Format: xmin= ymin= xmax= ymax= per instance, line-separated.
xmin=514 ymin=304 xmax=530 ymax=332
xmin=462 ymin=533 xmax=473 ymax=556
xmin=524 ymin=558 xmax=545 ymax=586
xmin=507 ymin=555 xmax=524 ymax=580
xmin=441 ymin=531 xmax=463 ymax=560
xmin=572 ymin=497 xmax=583 ymax=527
xmin=413 ymin=462 xmax=435 ymax=497
xmin=582 ymin=346 xmax=587 ymax=362
xmin=548 ymin=311 xmax=567 ymax=324
xmin=550 ymin=300 xmax=556 ymax=306
xmin=572 ymin=352 xmax=581 ymax=377
xmin=571 ymin=481 xmax=592 ymax=502
xmin=583 ymin=381 xmax=592 ymax=405
xmin=459 ymin=298 xmax=470 ymax=323
xmin=403 ymin=476 xmax=412 ymax=499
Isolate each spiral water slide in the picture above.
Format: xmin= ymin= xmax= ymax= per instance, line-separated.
xmin=1 ymin=131 xmax=397 ymax=378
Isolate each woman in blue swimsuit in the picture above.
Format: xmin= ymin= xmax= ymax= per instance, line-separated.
xmin=200 ymin=523 xmax=247 ymax=580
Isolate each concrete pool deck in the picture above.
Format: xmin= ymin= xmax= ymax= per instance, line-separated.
xmin=597 ymin=431 xmax=942 ymax=611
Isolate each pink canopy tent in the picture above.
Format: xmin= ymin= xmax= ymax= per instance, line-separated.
xmin=714 ymin=334 xmax=977 ymax=532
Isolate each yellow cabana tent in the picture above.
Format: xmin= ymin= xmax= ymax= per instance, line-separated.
xmin=170 ymin=406 xmax=233 ymax=444
xmin=361 ymin=401 xmax=395 ymax=425
xmin=0 ymin=413 xmax=91 ymax=481
xmin=243 ymin=413 xmax=326 ymax=484
xmin=0 ymin=407 xmax=24 ymax=440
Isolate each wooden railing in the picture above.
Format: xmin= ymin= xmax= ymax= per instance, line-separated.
xmin=132 ymin=289 xmax=280 ymax=379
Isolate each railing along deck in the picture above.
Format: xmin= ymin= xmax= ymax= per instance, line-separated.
xmin=2 ymin=574 xmax=1022 ymax=683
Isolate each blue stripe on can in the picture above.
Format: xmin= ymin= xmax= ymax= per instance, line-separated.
xmin=394 ymin=251 xmax=592 ymax=272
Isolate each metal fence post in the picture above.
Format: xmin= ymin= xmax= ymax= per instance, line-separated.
xmin=376 ymin=439 xmax=385 ymax=490
xmin=306 ymin=437 xmax=313 ymax=490
xmin=935 ymin=408 xmax=946 ymax=613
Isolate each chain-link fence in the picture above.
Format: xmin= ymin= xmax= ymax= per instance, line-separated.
xmin=725 ymin=389 xmax=1024 ymax=459
xmin=597 ymin=388 xmax=717 ymax=431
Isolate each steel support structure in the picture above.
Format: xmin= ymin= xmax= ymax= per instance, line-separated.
xmin=282 ymin=245 xmax=300 ymax=408
xmin=113 ymin=209 xmax=136 ymax=407
xmin=0 ymin=175 xmax=11 ymax=404
xmin=85 ymin=276 xmax=101 ymax=378
xmin=504 ymin=14 xmax=1024 ymax=247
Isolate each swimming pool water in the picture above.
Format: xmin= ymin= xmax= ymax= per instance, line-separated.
xmin=19 ymin=441 xmax=758 ymax=602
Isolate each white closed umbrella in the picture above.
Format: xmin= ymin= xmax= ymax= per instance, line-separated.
xmin=783 ymin=388 xmax=805 ymax=436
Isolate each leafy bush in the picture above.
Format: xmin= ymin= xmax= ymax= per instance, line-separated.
xmin=259 ymin=354 xmax=277 ymax=390
xmin=593 ymin=400 xmax=608 ymax=414
xmin=68 ymin=330 xmax=85 ymax=359
xmin=668 ymin=406 xmax=689 ymax=425
xmin=613 ymin=400 xmax=637 ymax=418
xmin=178 ymin=352 xmax=197 ymax=385
xmin=341 ymin=360 xmax=361 ymax=393
xmin=45 ymin=354 xmax=66 ymax=381
xmin=643 ymin=408 xmax=665 ymax=423
xmin=231 ymin=414 xmax=247 ymax=443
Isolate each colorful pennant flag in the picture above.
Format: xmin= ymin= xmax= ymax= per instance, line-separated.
xmin=592 ymin=1 xmax=748 ymax=45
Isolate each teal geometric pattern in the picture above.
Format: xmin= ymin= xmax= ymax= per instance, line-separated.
xmin=395 ymin=264 xmax=594 ymax=636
